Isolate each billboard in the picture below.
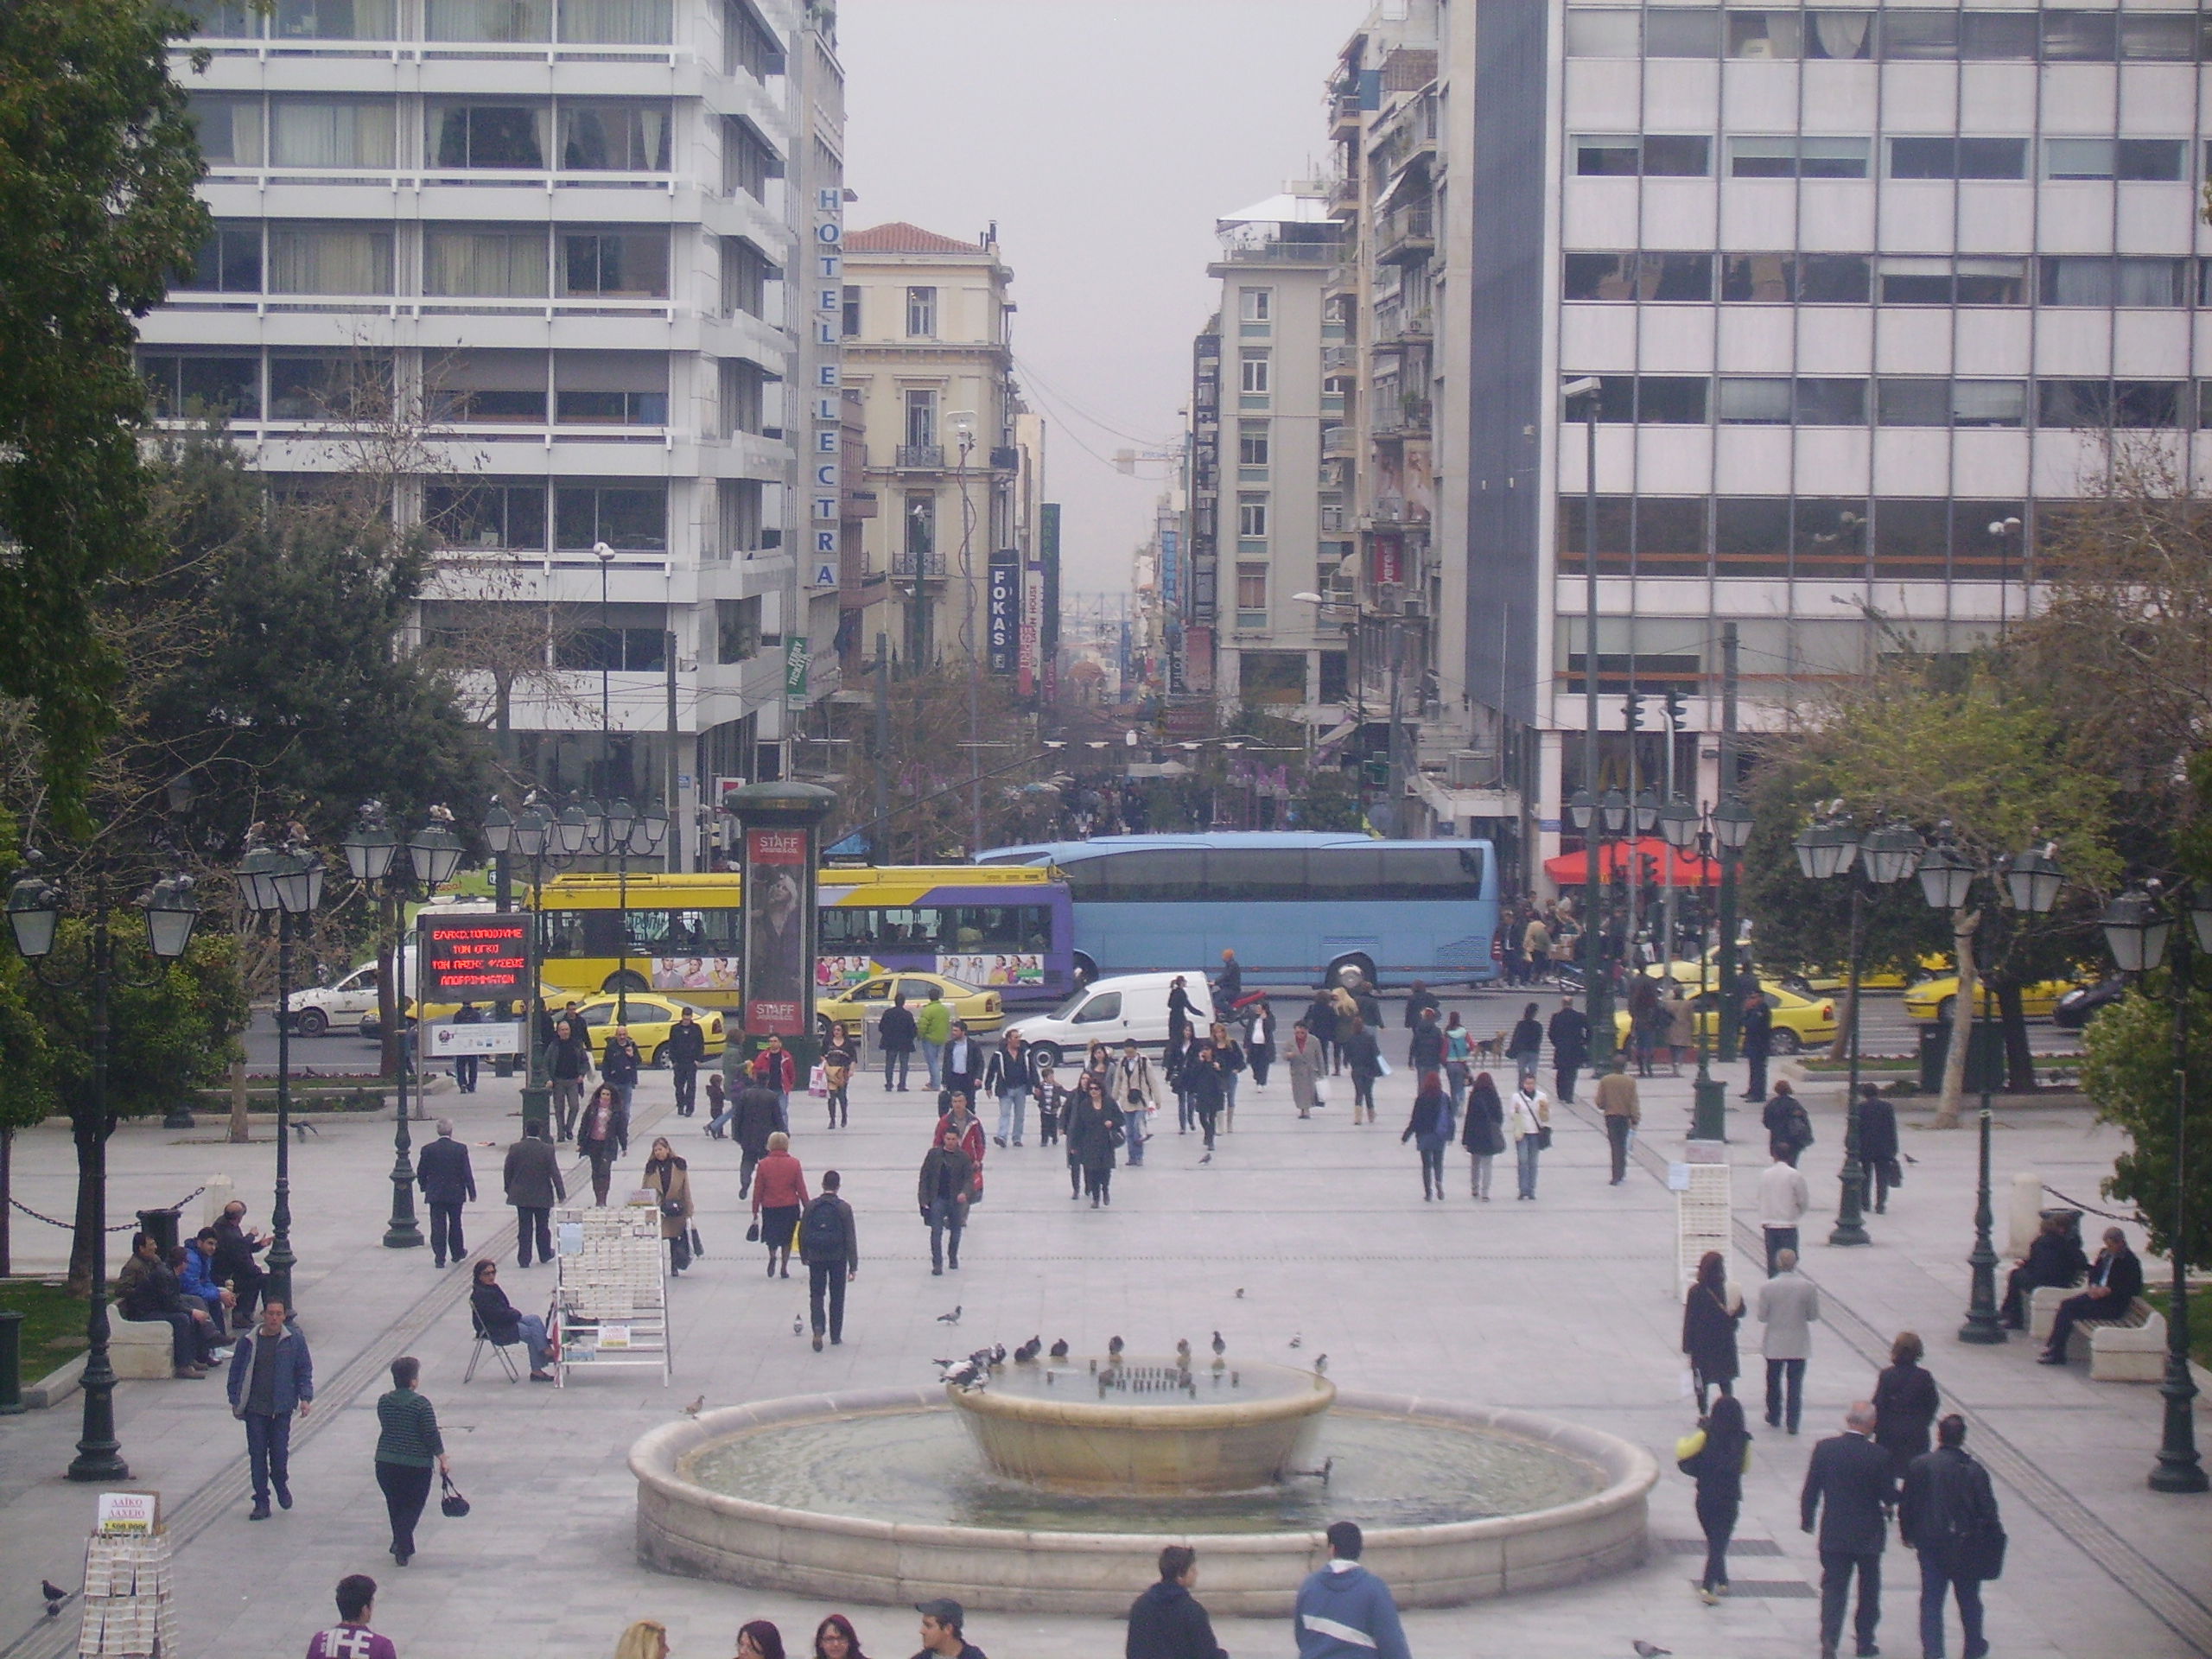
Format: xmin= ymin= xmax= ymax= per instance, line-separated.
xmin=418 ymin=917 xmax=529 ymax=999
xmin=987 ymin=550 xmax=1018 ymax=673
xmin=741 ymin=825 xmax=811 ymax=1035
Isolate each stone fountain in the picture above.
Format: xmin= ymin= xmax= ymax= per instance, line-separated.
xmin=630 ymin=1353 xmax=1656 ymax=1615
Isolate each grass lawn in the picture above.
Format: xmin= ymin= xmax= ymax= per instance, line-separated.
xmin=0 ymin=1278 xmax=92 ymax=1364
xmin=2143 ymin=1285 xmax=2212 ymax=1371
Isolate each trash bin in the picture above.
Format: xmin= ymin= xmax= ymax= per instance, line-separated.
xmin=0 ymin=1308 xmax=24 ymax=1414
xmin=1918 ymin=1023 xmax=2005 ymax=1094
xmin=1918 ymin=1025 xmax=1948 ymax=1093
xmin=135 ymin=1206 xmax=182 ymax=1257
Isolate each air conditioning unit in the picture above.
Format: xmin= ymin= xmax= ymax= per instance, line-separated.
xmin=1446 ymin=750 xmax=1497 ymax=790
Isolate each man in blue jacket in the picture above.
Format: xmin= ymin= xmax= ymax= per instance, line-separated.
xmin=1294 ymin=1522 xmax=1411 ymax=1659
xmin=226 ymin=1300 xmax=314 ymax=1520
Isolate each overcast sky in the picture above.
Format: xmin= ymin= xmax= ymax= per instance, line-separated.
xmin=839 ymin=0 xmax=1366 ymax=600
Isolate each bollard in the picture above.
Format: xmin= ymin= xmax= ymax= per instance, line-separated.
xmin=0 ymin=1308 xmax=24 ymax=1414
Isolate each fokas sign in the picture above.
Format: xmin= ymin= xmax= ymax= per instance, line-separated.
xmin=418 ymin=917 xmax=529 ymax=998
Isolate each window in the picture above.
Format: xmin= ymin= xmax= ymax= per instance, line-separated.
xmin=1644 ymin=7 xmax=1720 ymax=55
xmin=1793 ymin=499 xmax=1866 ymax=578
xmin=423 ymin=226 xmax=549 ymax=297
xmin=1714 ymin=498 xmax=1791 ymax=576
xmin=2112 ymin=383 xmax=2184 ymax=429
xmin=906 ymin=286 xmax=937 ymax=337
xmin=1637 ymin=498 xmax=1707 ymax=572
xmin=2040 ymin=257 xmax=2189 ymax=307
xmin=722 ymin=117 xmax=774 ymax=198
xmin=1880 ymin=10 xmax=1956 ymax=58
xmin=842 ymin=284 xmax=861 ymax=335
xmin=557 ymin=230 xmax=669 ymax=297
xmin=1716 ymin=378 xmax=1864 ymax=424
xmin=719 ymin=359 xmax=766 ymax=437
xmin=1573 ymin=136 xmax=1712 ymax=178
xmin=1949 ymin=502 xmax=2028 ymax=578
xmin=553 ymin=603 xmax=668 ymax=671
xmin=1237 ymin=499 xmax=1268 ymax=539
xmin=1723 ymin=10 xmax=1875 ymax=59
xmin=1239 ymin=288 xmax=1272 ymax=323
xmin=425 ymin=349 xmax=548 ymax=421
xmin=903 ymin=494 xmax=934 ymax=559
xmin=2041 ymin=10 xmax=2116 ymax=60
xmin=1953 ymin=380 xmax=2027 ymax=428
xmin=427 ymin=100 xmax=549 ymax=169
xmin=1878 ymin=257 xmax=1953 ymax=305
xmin=715 ymin=477 xmax=763 ymax=554
xmin=267 ymin=224 xmax=392 ymax=294
xmin=270 ymin=98 xmax=396 ymax=168
xmin=1721 ymin=252 xmax=1872 ymax=303
xmin=723 ymin=0 xmax=782 ymax=77
xmin=1888 ymin=137 xmax=2027 ymax=181
xmin=1071 ymin=992 xmax=1122 ymax=1024
xmin=2120 ymin=14 xmax=2196 ymax=60
xmin=716 ymin=596 xmax=763 ymax=664
xmin=1562 ymin=251 xmax=1714 ymax=302
xmin=1236 ymin=652 xmax=1306 ymax=707
xmin=425 ymin=0 xmax=550 ymax=41
xmin=1958 ymin=11 xmax=2037 ymax=60
xmin=1794 ymin=378 xmax=1867 ymax=425
xmin=140 ymin=352 xmax=261 ymax=420
xmin=562 ymin=101 xmax=671 ymax=170
xmin=423 ymin=480 xmax=548 ymax=549
xmin=1876 ymin=378 xmax=2027 ymax=428
xmin=555 ymin=352 xmax=668 ymax=425
xmin=1637 ymin=377 xmax=1709 ymax=423
xmin=1872 ymin=499 xmax=1950 ymax=578
xmin=188 ymin=93 xmax=264 ymax=166
xmin=2032 ymin=383 xmax=2183 ymax=431
xmin=1716 ymin=378 xmax=1792 ymax=424
xmin=1238 ymin=422 xmax=1269 ymax=467
xmin=721 ymin=238 xmax=769 ymax=318
xmin=176 ymin=220 xmax=262 ymax=292
xmin=1240 ymin=352 xmax=1270 ymax=394
xmin=272 ymin=0 xmax=396 ymax=39
xmin=1727 ymin=137 xmax=1869 ymax=180
xmin=2045 ymin=138 xmax=2185 ymax=182
xmin=556 ymin=0 xmax=670 ymax=44
xmin=268 ymin=351 xmax=391 ymax=420
xmin=904 ymin=388 xmax=938 ymax=448
xmin=1564 ymin=9 xmax=1639 ymax=55
xmin=555 ymin=484 xmax=666 ymax=550
xmin=1955 ymin=258 xmax=2029 ymax=306
xmin=1236 ymin=563 xmax=1268 ymax=611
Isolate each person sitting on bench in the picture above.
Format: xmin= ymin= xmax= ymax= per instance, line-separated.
xmin=2001 ymin=1212 xmax=2089 ymax=1330
xmin=2038 ymin=1227 xmax=2141 ymax=1363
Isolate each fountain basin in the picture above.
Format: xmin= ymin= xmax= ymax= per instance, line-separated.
xmin=950 ymin=1358 xmax=1334 ymax=1495
xmin=632 ymin=1387 xmax=1656 ymax=1615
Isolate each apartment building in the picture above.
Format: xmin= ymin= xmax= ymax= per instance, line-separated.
xmin=839 ymin=222 xmax=1038 ymax=674
xmin=145 ymin=0 xmax=841 ymax=860
xmin=1190 ymin=194 xmax=1349 ymax=723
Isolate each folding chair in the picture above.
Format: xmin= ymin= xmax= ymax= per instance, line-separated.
xmin=464 ymin=1305 xmax=523 ymax=1383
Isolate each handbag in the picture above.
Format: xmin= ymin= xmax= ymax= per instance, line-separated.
xmin=439 ymin=1472 xmax=470 ymax=1518
xmin=689 ymin=1225 xmax=705 ymax=1257
xmin=1536 ymin=1124 xmax=1554 ymax=1150
xmin=745 ymin=1220 xmax=760 ymax=1243
xmin=1883 ymin=1157 xmax=1904 ymax=1189
xmin=1969 ymin=1518 xmax=2007 ymax=1581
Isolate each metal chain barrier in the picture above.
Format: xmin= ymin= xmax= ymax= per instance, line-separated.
xmin=2042 ymin=1182 xmax=2145 ymax=1226
xmin=7 ymin=1185 xmax=208 ymax=1232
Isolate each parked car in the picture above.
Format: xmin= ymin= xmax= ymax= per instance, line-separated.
xmin=1619 ymin=981 xmax=1837 ymax=1054
xmin=1007 ymin=972 xmax=1217 ymax=1070
xmin=815 ymin=972 xmax=1003 ymax=1042
xmin=2052 ymin=976 xmax=2129 ymax=1031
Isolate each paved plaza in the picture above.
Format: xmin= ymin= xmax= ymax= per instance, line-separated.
xmin=1 ymin=995 xmax=2206 ymax=1659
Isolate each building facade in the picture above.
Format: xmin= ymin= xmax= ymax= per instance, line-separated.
xmin=149 ymin=0 xmax=841 ymax=864
xmin=839 ymin=222 xmax=1036 ymax=674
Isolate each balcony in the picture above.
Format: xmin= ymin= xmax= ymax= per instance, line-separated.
xmin=1321 ymin=425 xmax=1355 ymax=460
xmin=1370 ymin=305 xmax=1433 ymax=348
xmin=1211 ymin=232 xmax=1341 ymax=267
xmin=1376 ymin=204 xmax=1434 ymax=266
xmin=1330 ymin=91 xmax=1362 ymax=137
xmin=1371 ymin=397 xmax=1433 ymax=438
xmin=894 ymin=443 xmax=945 ymax=469
xmin=1322 ymin=343 xmax=1357 ymax=372
xmin=891 ymin=550 xmax=946 ymax=580
xmin=1327 ymin=169 xmax=1360 ymax=218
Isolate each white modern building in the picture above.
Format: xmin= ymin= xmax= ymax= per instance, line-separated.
xmin=148 ymin=0 xmax=847 ymax=861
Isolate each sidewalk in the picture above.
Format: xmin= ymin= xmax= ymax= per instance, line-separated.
xmin=0 ymin=1044 xmax=2204 ymax=1659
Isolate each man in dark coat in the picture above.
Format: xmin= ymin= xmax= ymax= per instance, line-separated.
xmin=1899 ymin=1414 xmax=2003 ymax=1659
xmin=211 ymin=1201 xmax=270 ymax=1329
xmin=665 ymin=1007 xmax=708 ymax=1116
xmin=1802 ymin=1400 xmax=1895 ymax=1659
xmin=1402 ymin=980 xmax=1441 ymax=1030
xmin=1854 ymin=1083 xmax=1901 ymax=1211
xmin=880 ymin=994 xmax=918 ymax=1091
xmin=2039 ymin=1226 xmax=2144 ymax=1363
xmin=732 ymin=1079 xmax=784 ymax=1198
xmin=1126 ymin=1545 xmax=1227 ymax=1659
xmin=502 ymin=1122 xmax=565 ymax=1268
xmin=2000 ymin=1213 xmax=2089 ymax=1329
xmin=1548 ymin=997 xmax=1588 ymax=1104
xmin=1741 ymin=989 xmax=1774 ymax=1103
xmin=414 ymin=1118 xmax=477 ymax=1268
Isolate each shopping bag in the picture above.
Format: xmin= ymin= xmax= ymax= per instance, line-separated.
xmin=807 ymin=1065 xmax=829 ymax=1098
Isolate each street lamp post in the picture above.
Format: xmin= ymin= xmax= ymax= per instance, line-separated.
xmin=2099 ymin=882 xmax=2209 ymax=1493
xmin=7 ymin=865 xmax=202 ymax=1480
xmin=579 ymin=797 xmax=668 ymax=1022
xmin=235 ymin=836 xmax=325 ymax=1300
xmin=1564 ymin=378 xmax=1608 ymax=1062
xmin=482 ymin=798 xmax=591 ymax=1137
xmin=1797 ymin=816 xmax=1926 ymax=1247
xmin=1662 ymin=796 xmax=1748 ymax=1140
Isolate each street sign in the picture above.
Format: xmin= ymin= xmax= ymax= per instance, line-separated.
xmin=428 ymin=1020 xmax=523 ymax=1057
xmin=418 ymin=917 xmax=529 ymax=998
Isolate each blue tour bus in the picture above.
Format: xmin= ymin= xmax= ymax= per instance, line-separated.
xmin=976 ymin=833 xmax=1501 ymax=988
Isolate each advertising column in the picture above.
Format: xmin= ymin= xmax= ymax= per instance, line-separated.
xmin=727 ymin=783 xmax=837 ymax=1069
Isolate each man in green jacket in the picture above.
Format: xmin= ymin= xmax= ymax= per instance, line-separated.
xmin=916 ymin=986 xmax=953 ymax=1089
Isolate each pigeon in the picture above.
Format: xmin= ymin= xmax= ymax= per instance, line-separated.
xmin=1632 ymin=1644 xmax=1672 ymax=1658
xmin=1199 ymin=1152 xmax=1211 ymax=1165
xmin=41 ymin=1582 xmax=70 ymax=1618
xmin=1211 ymin=1331 xmax=1227 ymax=1357
xmin=1014 ymin=1337 xmax=1041 ymax=1363
xmin=939 ymin=1357 xmax=984 ymax=1389
xmin=1108 ymin=1335 xmax=1125 ymax=1359
xmin=682 ymin=1395 xmax=706 ymax=1417
xmin=1048 ymin=1338 xmax=1070 ymax=1359
xmin=1314 ymin=1354 xmax=1329 ymax=1374
xmin=937 ymin=1306 xmax=963 ymax=1325
xmin=1174 ymin=1338 xmax=1192 ymax=1363
xmin=792 ymin=1317 xmax=804 ymax=1337
xmin=989 ymin=1344 xmax=1007 ymax=1368
xmin=1289 ymin=1334 xmax=1303 ymax=1350
xmin=1235 ymin=1287 xmax=1245 ymax=1299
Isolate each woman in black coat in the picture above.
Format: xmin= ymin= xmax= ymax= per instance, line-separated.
xmin=1459 ymin=1070 xmax=1507 ymax=1201
xmin=1681 ymin=1249 xmax=1744 ymax=1413
xmin=1873 ymin=1330 xmax=1941 ymax=1475
xmin=1066 ymin=1074 xmax=1126 ymax=1207
xmin=1300 ymin=990 xmax=1338 ymax=1075
xmin=1507 ymin=1001 xmax=1546 ymax=1077
xmin=1338 ymin=1017 xmax=1382 ymax=1124
xmin=1680 ymin=1392 xmax=1753 ymax=1604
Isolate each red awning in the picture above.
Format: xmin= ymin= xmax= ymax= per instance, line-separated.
xmin=1543 ymin=836 xmax=1720 ymax=887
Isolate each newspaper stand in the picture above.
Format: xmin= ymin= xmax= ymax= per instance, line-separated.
xmin=1674 ymin=1140 xmax=1733 ymax=1284
xmin=79 ymin=1495 xmax=180 ymax=1659
xmin=553 ymin=1197 xmax=671 ymax=1388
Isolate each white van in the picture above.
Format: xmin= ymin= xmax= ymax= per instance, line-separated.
xmin=1007 ymin=972 xmax=1216 ymax=1069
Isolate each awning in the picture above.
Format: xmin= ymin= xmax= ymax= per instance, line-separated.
xmin=1543 ymin=836 xmax=1719 ymax=887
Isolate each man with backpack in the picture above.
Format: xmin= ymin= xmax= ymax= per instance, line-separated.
xmin=797 ymin=1172 xmax=860 ymax=1351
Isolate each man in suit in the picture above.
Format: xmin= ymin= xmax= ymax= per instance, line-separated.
xmin=2039 ymin=1226 xmax=2143 ymax=1363
xmin=1547 ymin=997 xmax=1588 ymax=1105
xmin=1802 ymin=1400 xmax=1894 ymax=1659
xmin=1755 ymin=1246 xmax=1821 ymax=1434
xmin=414 ymin=1119 xmax=477 ymax=1268
xmin=2000 ymin=1212 xmax=2089 ymax=1330
xmin=1741 ymin=988 xmax=1774 ymax=1103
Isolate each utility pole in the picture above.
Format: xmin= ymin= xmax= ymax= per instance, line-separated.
xmin=664 ymin=628 xmax=680 ymax=871
xmin=1717 ymin=621 xmax=1743 ymax=1062
xmin=872 ymin=631 xmax=890 ymax=850
xmin=1384 ymin=613 xmax=1404 ymax=836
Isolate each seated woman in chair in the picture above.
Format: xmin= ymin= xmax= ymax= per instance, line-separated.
xmin=469 ymin=1260 xmax=554 ymax=1382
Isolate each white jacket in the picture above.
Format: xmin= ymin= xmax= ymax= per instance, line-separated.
xmin=1509 ymin=1086 xmax=1550 ymax=1142
xmin=1758 ymin=1159 xmax=1810 ymax=1227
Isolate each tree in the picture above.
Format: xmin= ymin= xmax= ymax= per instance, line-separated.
xmin=0 ymin=0 xmax=209 ymax=824
xmin=2082 ymin=978 xmax=2212 ymax=1273
xmin=1295 ymin=768 xmax=1364 ymax=832
xmin=830 ymin=664 xmax=1044 ymax=860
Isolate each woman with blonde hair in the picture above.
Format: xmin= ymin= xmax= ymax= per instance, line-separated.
xmin=748 ymin=1130 xmax=809 ymax=1279
xmin=613 ymin=1621 xmax=669 ymax=1659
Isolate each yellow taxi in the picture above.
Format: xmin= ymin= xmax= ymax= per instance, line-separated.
xmin=567 ymin=994 xmax=727 ymax=1065
xmin=816 ymin=971 xmax=1003 ymax=1040
xmin=1641 ymin=948 xmax=1921 ymax=993
xmin=1903 ymin=975 xmax=2082 ymax=1023
xmin=1618 ymin=981 xmax=1839 ymax=1055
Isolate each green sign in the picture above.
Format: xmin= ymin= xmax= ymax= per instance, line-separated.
xmin=785 ymin=634 xmax=810 ymax=696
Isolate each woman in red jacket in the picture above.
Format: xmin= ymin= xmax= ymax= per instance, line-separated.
xmin=749 ymin=1132 xmax=809 ymax=1279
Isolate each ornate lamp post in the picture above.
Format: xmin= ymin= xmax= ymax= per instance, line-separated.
xmin=1797 ymin=814 xmax=1926 ymax=1246
xmin=1662 ymin=795 xmax=1750 ymax=1141
xmin=7 ymin=864 xmax=201 ymax=1480
xmin=2098 ymin=882 xmax=2209 ymax=1494
xmin=235 ymin=835 xmax=324 ymax=1305
xmin=578 ymin=797 xmax=669 ymax=1022
xmin=481 ymin=796 xmax=591 ymax=1135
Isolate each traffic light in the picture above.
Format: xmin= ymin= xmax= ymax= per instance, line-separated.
xmin=1662 ymin=687 xmax=1687 ymax=731
xmin=1624 ymin=690 xmax=1645 ymax=731
xmin=1363 ymin=756 xmax=1390 ymax=790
